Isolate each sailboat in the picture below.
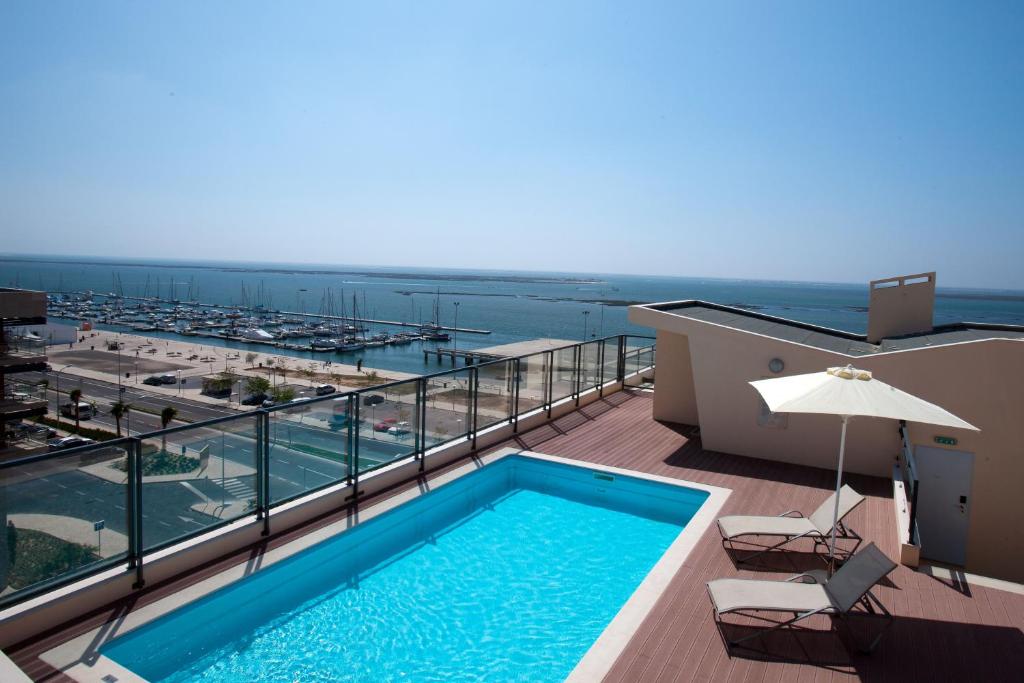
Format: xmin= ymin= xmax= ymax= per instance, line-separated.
xmin=419 ymin=288 xmax=450 ymax=341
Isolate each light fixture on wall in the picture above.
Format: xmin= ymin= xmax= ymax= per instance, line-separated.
xmin=768 ymin=358 xmax=785 ymax=374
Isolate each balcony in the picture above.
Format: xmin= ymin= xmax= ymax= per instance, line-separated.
xmin=1 ymin=336 xmax=1021 ymax=681
xmin=0 ymin=337 xmax=47 ymax=374
xmin=0 ymin=383 xmax=48 ymax=422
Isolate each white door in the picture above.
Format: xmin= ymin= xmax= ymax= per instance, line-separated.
xmin=914 ymin=446 xmax=974 ymax=566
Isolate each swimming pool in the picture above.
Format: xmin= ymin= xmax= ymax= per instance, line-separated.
xmin=99 ymin=454 xmax=716 ymax=682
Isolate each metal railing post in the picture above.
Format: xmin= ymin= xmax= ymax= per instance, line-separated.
xmin=417 ymin=378 xmax=427 ymax=472
xmin=545 ymin=351 xmax=554 ymax=418
xmin=512 ymin=357 xmax=521 ymax=433
xmin=128 ymin=437 xmax=145 ymax=589
xmin=617 ymin=335 xmax=625 ymax=383
xmin=471 ymin=366 xmax=479 ymax=450
xmin=598 ymin=340 xmax=605 ymax=397
xmin=258 ymin=410 xmax=269 ymax=536
xmin=347 ymin=399 xmax=361 ymax=500
xmin=574 ymin=344 xmax=582 ymax=406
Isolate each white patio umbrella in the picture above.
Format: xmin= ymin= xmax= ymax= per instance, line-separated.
xmin=750 ymin=364 xmax=979 ymax=567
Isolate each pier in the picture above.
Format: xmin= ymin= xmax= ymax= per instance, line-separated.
xmin=277 ymin=310 xmax=491 ymax=335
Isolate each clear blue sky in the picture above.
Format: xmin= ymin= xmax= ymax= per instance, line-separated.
xmin=2 ymin=2 xmax=1022 ymax=288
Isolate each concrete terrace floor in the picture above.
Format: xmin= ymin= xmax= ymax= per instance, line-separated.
xmin=8 ymin=389 xmax=1024 ymax=681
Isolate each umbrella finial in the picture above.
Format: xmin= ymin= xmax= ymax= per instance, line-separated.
xmin=827 ymin=365 xmax=872 ymax=381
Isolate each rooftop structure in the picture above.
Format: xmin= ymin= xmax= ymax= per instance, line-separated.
xmin=1 ymin=289 xmax=49 ymax=457
xmin=630 ymin=273 xmax=1024 ymax=584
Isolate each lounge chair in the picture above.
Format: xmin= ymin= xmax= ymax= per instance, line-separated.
xmin=717 ymin=484 xmax=864 ymax=563
xmin=707 ymin=542 xmax=897 ymax=654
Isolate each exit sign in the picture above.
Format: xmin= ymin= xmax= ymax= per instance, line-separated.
xmin=934 ymin=436 xmax=958 ymax=446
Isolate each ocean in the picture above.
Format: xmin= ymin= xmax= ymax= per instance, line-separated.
xmin=3 ymin=255 xmax=1023 ymax=375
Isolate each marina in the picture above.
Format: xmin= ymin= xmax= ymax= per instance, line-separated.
xmin=42 ymin=288 xmax=492 ymax=371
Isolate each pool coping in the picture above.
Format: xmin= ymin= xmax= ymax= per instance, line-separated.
xmin=38 ymin=447 xmax=731 ymax=683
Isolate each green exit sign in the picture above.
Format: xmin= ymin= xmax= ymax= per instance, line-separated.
xmin=934 ymin=436 xmax=958 ymax=446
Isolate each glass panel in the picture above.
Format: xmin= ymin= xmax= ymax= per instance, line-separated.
xmin=474 ymin=360 xmax=513 ymax=431
xmin=624 ymin=348 xmax=643 ymax=386
xmin=138 ymin=414 xmax=258 ymax=552
xmin=357 ymin=379 xmax=418 ymax=473
xmin=579 ymin=341 xmax=601 ymax=391
xmin=550 ymin=346 xmax=577 ymax=404
xmin=515 ymin=352 xmax=548 ymax=414
xmin=423 ymin=369 xmax=471 ymax=449
xmin=602 ymin=338 xmax=619 ymax=384
xmin=0 ymin=441 xmax=130 ymax=602
xmin=268 ymin=395 xmax=350 ymax=504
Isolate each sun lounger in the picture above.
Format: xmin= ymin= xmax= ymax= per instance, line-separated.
xmin=707 ymin=542 xmax=897 ymax=654
xmin=717 ymin=484 xmax=864 ymax=563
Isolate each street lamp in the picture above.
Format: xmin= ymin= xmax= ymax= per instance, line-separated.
xmin=582 ymin=310 xmax=590 ymax=341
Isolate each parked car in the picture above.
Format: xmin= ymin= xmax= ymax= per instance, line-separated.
xmin=47 ymin=436 xmax=96 ymax=451
xmin=373 ymin=422 xmax=391 ymax=432
xmin=388 ymin=421 xmax=411 ymax=436
xmin=315 ymin=384 xmax=336 ymax=396
xmin=158 ymin=374 xmax=177 ymax=385
xmin=26 ymin=423 xmax=58 ymax=439
xmin=261 ymin=398 xmax=276 ymax=408
xmin=143 ymin=376 xmax=164 ymax=386
xmin=241 ymin=393 xmax=267 ymax=406
xmin=363 ymin=394 xmax=385 ymax=406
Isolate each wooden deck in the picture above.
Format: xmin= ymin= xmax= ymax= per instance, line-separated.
xmin=487 ymin=389 xmax=1024 ymax=681
xmin=8 ymin=389 xmax=1024 ymax=681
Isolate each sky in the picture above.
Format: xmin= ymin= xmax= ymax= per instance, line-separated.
xmin=1 ymin=2 xmax=1022 ymax=288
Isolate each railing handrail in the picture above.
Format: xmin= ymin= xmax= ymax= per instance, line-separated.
xmin=0 ymin=333 xmax=656 ymax=608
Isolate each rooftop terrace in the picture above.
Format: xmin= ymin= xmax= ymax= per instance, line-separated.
xmin=7 ymin=389 xmax=1023 ymax=681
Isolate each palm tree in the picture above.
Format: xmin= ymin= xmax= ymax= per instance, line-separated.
xmin=160 ymin=406 xmax=178 ymax=454
xmin=69 ymin=388 xmax=82 ymax=432
xmin=110 ymin=401 xmax=130 ymax=437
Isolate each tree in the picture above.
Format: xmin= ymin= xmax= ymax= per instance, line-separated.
xmin=160 ymin=406 xmax=178 ymax=453
xmin=270 ymin=386 xmax=296 ymax=403
xmin=110 ymin=401 xmax=131 ymax=437
xmin=69 ymin=388 xmax=82 ymax=432
xmin=300 ymin=365 xmax=316 ymax=382
xmin=245 ymin=376 xmax=271 ymax=397
xmin=245 ymin=352 xmax=258 ymax=368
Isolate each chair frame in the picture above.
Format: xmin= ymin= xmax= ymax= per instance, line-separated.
xmin=710 ymin=572 xmax=894 ymax=656
xmin=721 ymin=510 xmax=863 ymax=565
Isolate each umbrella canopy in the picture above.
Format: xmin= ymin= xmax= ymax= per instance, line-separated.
xmin=749 ymin=365 xmax=979 ymax=570
xmin=750 ymin=365 xmax=979 ymax=430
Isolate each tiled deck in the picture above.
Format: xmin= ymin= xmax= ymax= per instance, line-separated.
xmin=8 ymin=389 xmax=1024 ymax=681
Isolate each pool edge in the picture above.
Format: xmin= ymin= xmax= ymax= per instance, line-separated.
xmin=40 ymin=447 xmax=731 ymax=683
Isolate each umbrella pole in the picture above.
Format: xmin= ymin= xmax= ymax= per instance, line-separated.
xmin=829 ymin=415 xmax=850 ymax=574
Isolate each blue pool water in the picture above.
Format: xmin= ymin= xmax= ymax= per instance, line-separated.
xmin=101 ymin=455 xmax=709 ymax=682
